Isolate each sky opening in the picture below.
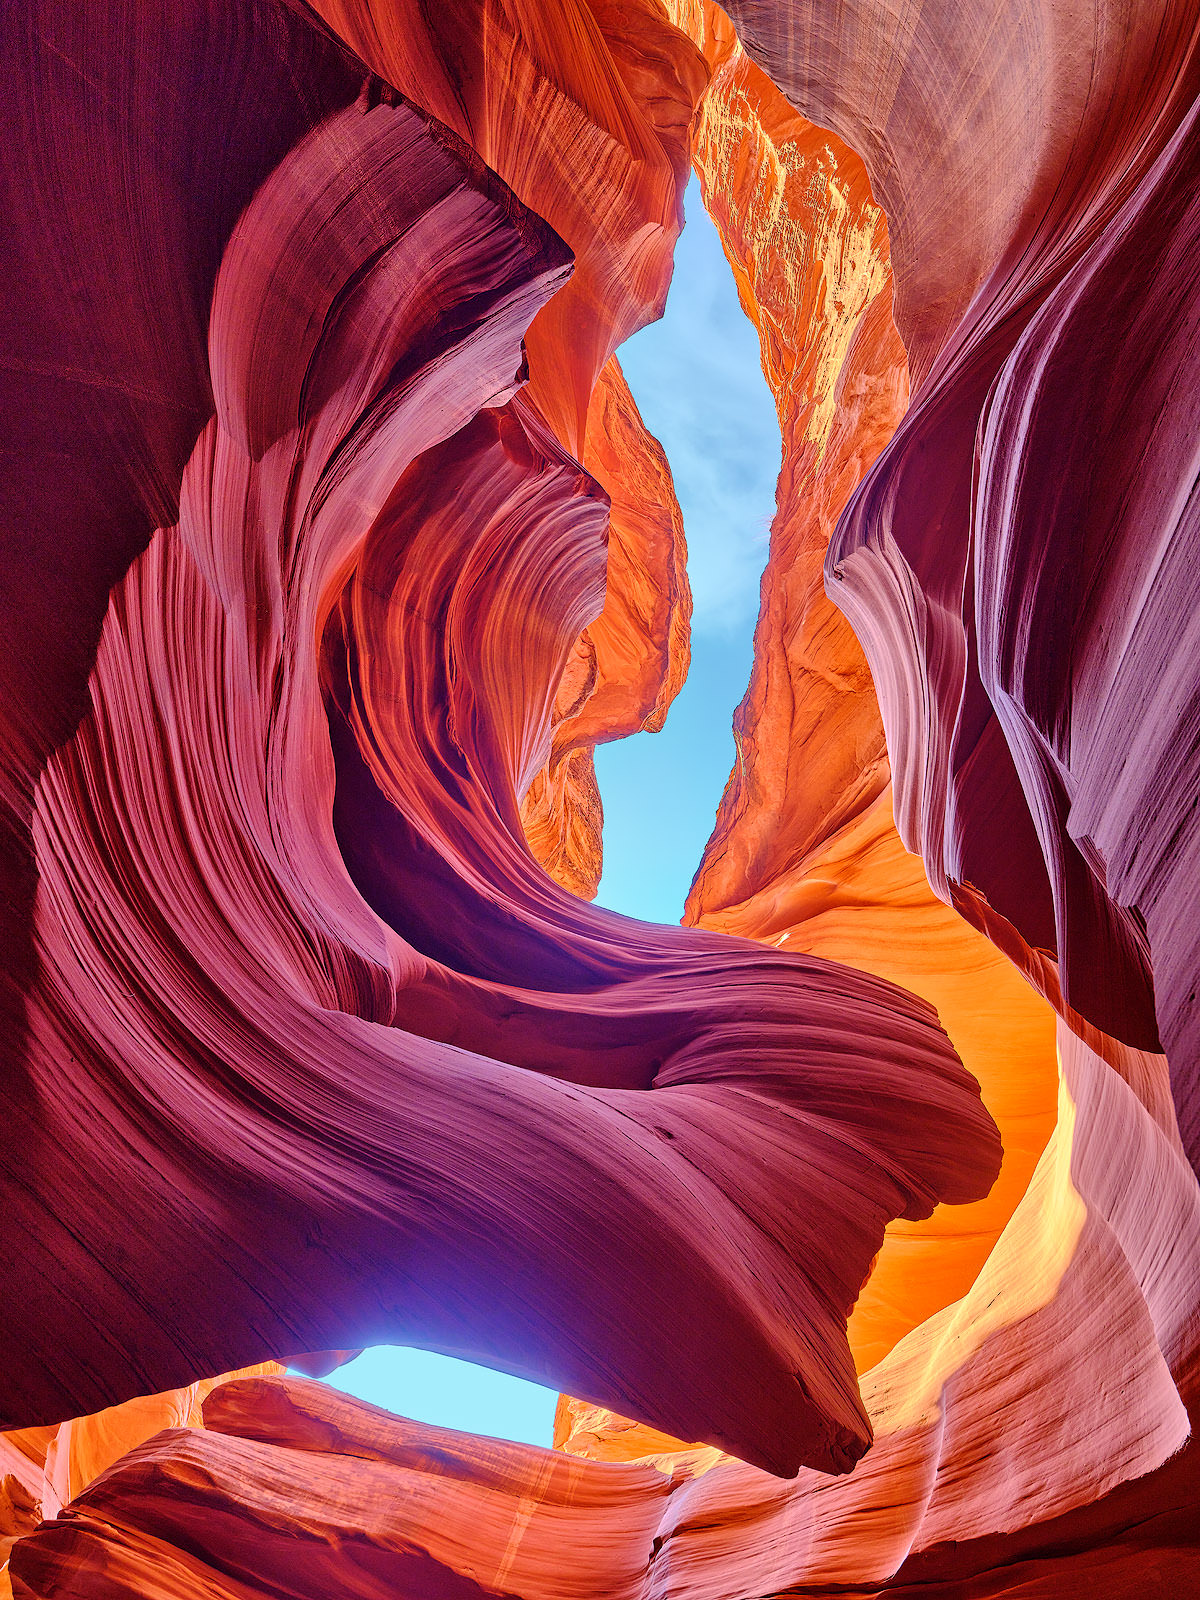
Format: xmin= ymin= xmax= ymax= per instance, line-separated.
xmin=594 ymin=176 xmax=780 ymax=925
xmin=306 ymin=178 xmax=780 ymax=1446
xmin=307 ymin=1347 xmax=559 ymax=1446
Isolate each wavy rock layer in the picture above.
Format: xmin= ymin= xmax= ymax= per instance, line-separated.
xmin=12 ymin=1371 xmax=1200 ymax=1600
xmin=556 ymin=0 xmax=1200 ymax=1561
xmin=725 ymin=0 xmax=1200 ymax=1153
xmin=521 ymin=357 xmax=691 ymax=900
xmin=561 ymin=17 xmax=1200 ymax=1563
xmin=551 ymin=0 xmax=1200 ymax=1587
xmin=4 ymin=0 xmax=1200 ymax=1593
xmin=310 ymin=0 xmax=700 ymax=892
xmin=672 ymin=0 xmax=1060 ymax=1374
xmin=1 ymin=0 xmax=1001 ymax=1495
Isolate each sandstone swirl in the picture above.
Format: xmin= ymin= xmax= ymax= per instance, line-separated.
xmin=726 ymin=0 xmax=1200 ymax=1149
xmin=1 ymin=0 xmax=998 ymax=1495
xmin=4 ymin=0 xmax=1200 ymax=1595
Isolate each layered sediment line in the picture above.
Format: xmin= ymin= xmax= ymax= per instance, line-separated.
xmin=1 ymin=0 xmax=998 ymax=1491
xmin=4 ymin=0 xmax=1200 ymax=1594
xmin=727 ymin=0 xmax=1200 ymax=1128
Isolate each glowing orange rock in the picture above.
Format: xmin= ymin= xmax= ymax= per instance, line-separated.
xmin=11 ymin=1378 xmax=672 ymax=1600
xmin=307 ymin=0 xmax=701 ymax=897
xmin=1 ymin=0 xmax=998 ymax=1492
xmin=521 ymin=357 xmax=691 ymax=898
xmin=725 ymin=0 xmax=1200 ymax=1129
xmin=666 ymin=0 xmax=1059 ymax=1372
xmin=307 ymin=0 xmax=707 ymax=455
xmin=544 ymin=2 xmax=1200 ymax=1581
xmin=12 ymin=1367 xmax=1200 ymax=1598
xmin=8 ymin=0 xmax=1200 ymax=1593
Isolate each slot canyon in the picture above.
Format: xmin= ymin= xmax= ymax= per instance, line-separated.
xmin=2 ymin=0 xmax=1200 ymax=1594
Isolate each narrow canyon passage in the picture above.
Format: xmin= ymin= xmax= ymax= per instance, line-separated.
xmin=595 ymin=176 xmax=781 ymax=925
xmin=3 ymin=0 xmax=1200 ymax=1595
xmin=311 ymin=174 xmax=782 ymax=1439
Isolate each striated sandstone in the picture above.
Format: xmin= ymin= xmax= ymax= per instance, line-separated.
xmin=549 ymin=0 xmax=1200 ymax=1582
xmin=671 ymin=0 xmax=1061 ymax=1373
xmin=0 ymin=0 xmax=999 ymax=1492
xmin=308 ymin=0 xmax=701 ymax=890
xmin=521 ymin=357 xmax=691 ymax=899
xmin=4 ymin=0 xmax=1200 ymax=1593
xmin=11 ymin=1370 xmax=1200 ymax=1598
xmin=726 ymin=0 xmax=1200 ymax=1128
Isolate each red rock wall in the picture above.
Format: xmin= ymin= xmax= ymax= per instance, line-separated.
xmin=724 ymin=0 xmax=1200 ymax=1143
xmin=671 ymin=0 xmax=1061 ymax=1375
xmin=521 ymin=357 xmax=692 ymax=900
xmin=3 ymin=0 xmax=1200 ymax=1594
xmin=556 ymin=21 xmax=1200 ymax=1586
xmin=1 ymin=0 xmax=1000 ymax=1482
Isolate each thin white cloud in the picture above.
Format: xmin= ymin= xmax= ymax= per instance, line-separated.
xmin=619 ymin=177 xmax=781 ymax=637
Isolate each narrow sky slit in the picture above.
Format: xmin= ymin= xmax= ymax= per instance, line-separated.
xmin=595 ymin=176 xmax=782 ymax=925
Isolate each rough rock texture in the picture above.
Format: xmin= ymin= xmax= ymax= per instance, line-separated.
xmin=550 ymin=0 xmax=1200 ymax=1583
xmin=11 ymin=1378 xmax=674 ymax=1600
xmin=724 ymin=0 xmax=1200 ymax=1164
xmin=521 ymin=357 xmax=691 ymax=899
xmin=309 ymin=0 xmax=700 ymax=893
xmin=674 ymin=0 xmax=1060 ymax=1373
xmin=0 ymin=1366 xmax=284 ymax=1544
xmin=556 ymin=28 xmax=1200 ymax=1575
xmin=11 ymin=1371 xmax=1200 ymax=1598
xmin=0 ymin=0 xmax=1001 ymax=1493
xmin=4 ymin=0 xmax=1200 ymax=1593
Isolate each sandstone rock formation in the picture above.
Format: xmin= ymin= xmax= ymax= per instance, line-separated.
xmin=555 ymin=19 xmax=1200 ymax=1581
xmin=520 ymin=357 xmax=691 ymax=900
xmin=674 ymin=1 xmax=1061 ymax=1372
xmin=725 ymin=0 xmax=1200 ymax=1140
xmin=1 ymin=0 xmax=1000 ymax=1478
xmin=3 ymin=0 xmax=1199 ymax=1594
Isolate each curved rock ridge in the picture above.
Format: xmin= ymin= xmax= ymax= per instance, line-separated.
xmin=0 ymin=1363 xmax=285 ymax=1571
xmin=10 ymin=1370 xmax=1200 ymax=1598
xmin=1 ymin=0 xmax=1001 ymax=1489
xmin=0 ymin=0 xmax=370 ymax=1106
xmin=11 ymin=1377 xmax=674 ymax=1600
xmin=0 ymin=1350 xmax=355 ymax=1572
xmin=725 ymin=0 xmax=1200 ymax=1132
xmin=669 ymin=0 xmax=1061 ymax=1374
xmin=549 ymin=0 xmax=1200 ymax=1577
xmin=553 ymin=22 xmax=1200 ymax=1570
xmin=307 ymin=0 xmax=707 ymax=456
xmin=305 ymin=0 xmax=702 ymax=895
xmin=520 ymin=357 xmax=692 ymax=901
xmin=7 ymin=0 xmax=1200 ymax=1592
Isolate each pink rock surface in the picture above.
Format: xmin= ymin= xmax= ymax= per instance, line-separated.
xmin=726 ymin=0 xmax=1200 ymax=1124
xmin=0 ymin=0 xmax=998 ymax=1487
xmin=10 ymin=1373 xmax=1200 ymax=1598
xmin=5 ymin=0 xmax=1200 ymax=1592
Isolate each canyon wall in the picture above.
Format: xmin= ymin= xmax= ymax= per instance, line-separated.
xmin=3 ymin=0 xmax=1199 ymax=1595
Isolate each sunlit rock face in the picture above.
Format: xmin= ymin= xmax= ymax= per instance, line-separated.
xmin=725 ymin=0 xmax=1200 ymax=1139
xmin=558 ymin=10 xmax=1200 ymax=1586
xmin=3 ymin=1 xmax=1199 ymax=1598
xmin=520 ymin=357 xmax=692 ymax=901
xmin=2 ymin=0 xmax=998 ymax=1489
xmin=673 ymin=1 xmax=1061 ymax=1374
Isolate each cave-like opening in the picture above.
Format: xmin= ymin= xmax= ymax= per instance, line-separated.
xmin=302 ymin=176 xmax=780 ymax=1441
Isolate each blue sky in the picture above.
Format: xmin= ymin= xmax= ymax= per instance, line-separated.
xmin=594 ymin=177 xmax=780 ymax=925
xmin=309 ymin=1347 xmax=559 ymax=1445
xmin=312 ymin=179 xmax=781 ymax=1444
